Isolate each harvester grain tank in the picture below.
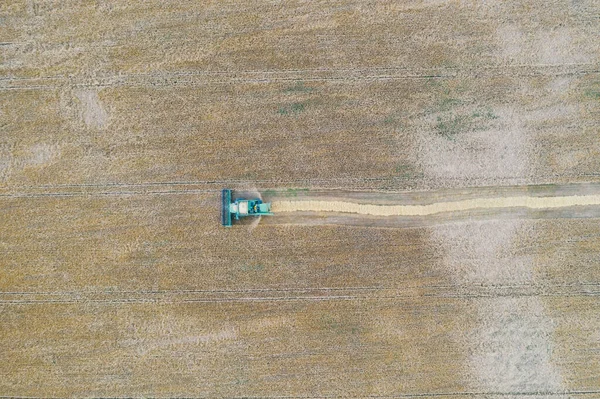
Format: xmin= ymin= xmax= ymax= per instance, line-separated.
xmin=221 ymin=189 xmax=273 ymax=227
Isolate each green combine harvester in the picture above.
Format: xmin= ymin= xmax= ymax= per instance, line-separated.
xmin=221 ymin=189 xmax=273 ymax=227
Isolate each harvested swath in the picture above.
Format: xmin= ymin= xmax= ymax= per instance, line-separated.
xmin=272 ymin=194 xmax=600 ymax=216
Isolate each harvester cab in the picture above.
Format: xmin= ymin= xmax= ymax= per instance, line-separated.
xmin=221 ymin=189 xmax=273 ymax=227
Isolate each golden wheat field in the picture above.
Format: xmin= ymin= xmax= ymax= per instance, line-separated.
xmin=2 ymin=0 xmax=600 ymax=397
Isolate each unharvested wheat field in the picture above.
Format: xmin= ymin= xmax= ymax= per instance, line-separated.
xmin=1 ymin=0 xmax=600 ymax=397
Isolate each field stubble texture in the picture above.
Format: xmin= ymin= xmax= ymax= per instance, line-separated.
xmin=1 ymin=0 xmax=600 ymax=397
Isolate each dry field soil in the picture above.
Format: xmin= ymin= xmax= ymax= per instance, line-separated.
xmin=1 ymin=0 xmax=600 ymax=397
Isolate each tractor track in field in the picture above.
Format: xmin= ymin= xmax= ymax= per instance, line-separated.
xmin=5 ymin=182 xmax=600 ymax=219
xmin=4 ymin=183 xmax=600 ymax=230
xmin=4 ymin=175 xmax=600 ymax=198
xmin=1 ymin=391 xmax=600 ymax=398
xmin=1 ymin=63 xmax=599 ymax=91
xmin=3 ymin=282 xmax=600 ymax=304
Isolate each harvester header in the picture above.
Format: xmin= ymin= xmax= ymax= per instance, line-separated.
xmin=221 ymin=189 xmax=273 ymax=227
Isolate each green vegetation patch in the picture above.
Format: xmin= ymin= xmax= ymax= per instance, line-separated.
xmin=393 ymin=164 xmax=424 ymax=179
xmin=584 ymin=88 xmax=600 ymax=99
xmin=278 ymin=81 xmax=317 ymax=115
xmin=582 ymin=80 xmax=600 ymax=99
xmin=435 ymin=108 xmax=499 ymax=140
xmin=438 ymin=97 xmax=464 ymax=112
xmin=383 ymin=111 xmax=406 ymax=126
xmin=239 ymin=264 xmax=264 ymax=272
xmin=283 ymin=81 xmax=315 ymax=94
xmin=277 ymin=101 xmax=308 ymax=115
xmin=320 ymin=315 xmax=362 ymax=335
xmin=425 ymin=80 xmax=472 ymax=115
xmin=383 ymin=115 xmax=396 ymax=125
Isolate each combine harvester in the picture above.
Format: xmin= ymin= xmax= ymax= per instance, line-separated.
xmin=221 ymin=189 xmax=273 ymax=227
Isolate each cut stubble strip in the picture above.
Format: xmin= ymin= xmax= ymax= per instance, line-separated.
xmin=271 ymin=195 xmax=600 ymax=216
